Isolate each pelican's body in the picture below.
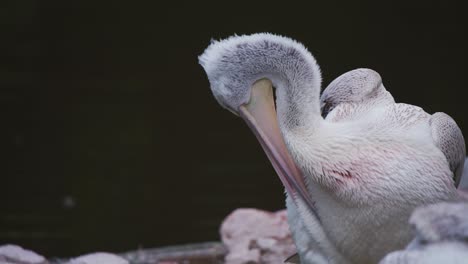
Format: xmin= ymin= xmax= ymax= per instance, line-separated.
xmin=285 ymin=92 xmax=459 ymax=263
xmin=199 ymin=33 xmax=465 ymax=263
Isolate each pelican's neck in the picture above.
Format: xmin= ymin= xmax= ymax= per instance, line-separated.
xmin=273 ymin=78 xmax=323 ymax=134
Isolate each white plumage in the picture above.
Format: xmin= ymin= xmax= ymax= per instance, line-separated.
xmin=199 ymin=33 xmax=466 ymax=263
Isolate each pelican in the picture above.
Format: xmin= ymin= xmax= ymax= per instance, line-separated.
xmin=198 ymin=33 xmax=465 ymax=263
xmin=379 ymin=202 xmax=468 ymax=264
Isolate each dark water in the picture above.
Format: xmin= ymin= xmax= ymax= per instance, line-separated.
xmin=1 ymin=0 xmax=467 ymax=258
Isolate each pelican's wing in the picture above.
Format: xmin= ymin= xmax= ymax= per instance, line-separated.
xmin=321 ymin=69 xmax=394 ymax=121
xmin=429 ymin=112 xmax=466 ymax=187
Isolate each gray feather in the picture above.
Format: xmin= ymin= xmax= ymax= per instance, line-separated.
xmin=320 ymin=68 xmax=394 ymax=120
xmin=429 ymin=113 xmax=466 ymax=187
xmin=459 ymin=157 xmax=468 ymax=190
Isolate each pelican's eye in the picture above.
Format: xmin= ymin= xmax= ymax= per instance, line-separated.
xmin=321 ymin=100 xmax=334 ymax=118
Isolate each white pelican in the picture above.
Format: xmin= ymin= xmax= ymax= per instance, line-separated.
xmin=199 ymin=33 xmax=465 ymax=263
xmin=379 ymin=202 xmax=468 ymax=264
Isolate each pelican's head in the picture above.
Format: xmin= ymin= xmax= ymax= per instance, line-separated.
xmin=198 ymin=33 xmax=322 ymax=212
xmin=199 ymin=33 xmax=320 ymax=114
xmin=321 ymin=68 xmax=386 ymax=117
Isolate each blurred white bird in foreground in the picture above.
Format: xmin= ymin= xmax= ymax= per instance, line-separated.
xmin=199 ymin=33 xmax=466 ymax=263
xmin=379 ymin=202 xmax=468 ymax=264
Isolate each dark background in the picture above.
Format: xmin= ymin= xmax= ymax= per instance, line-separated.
xmin=1 ymin=0 xmax=466 ymax=258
